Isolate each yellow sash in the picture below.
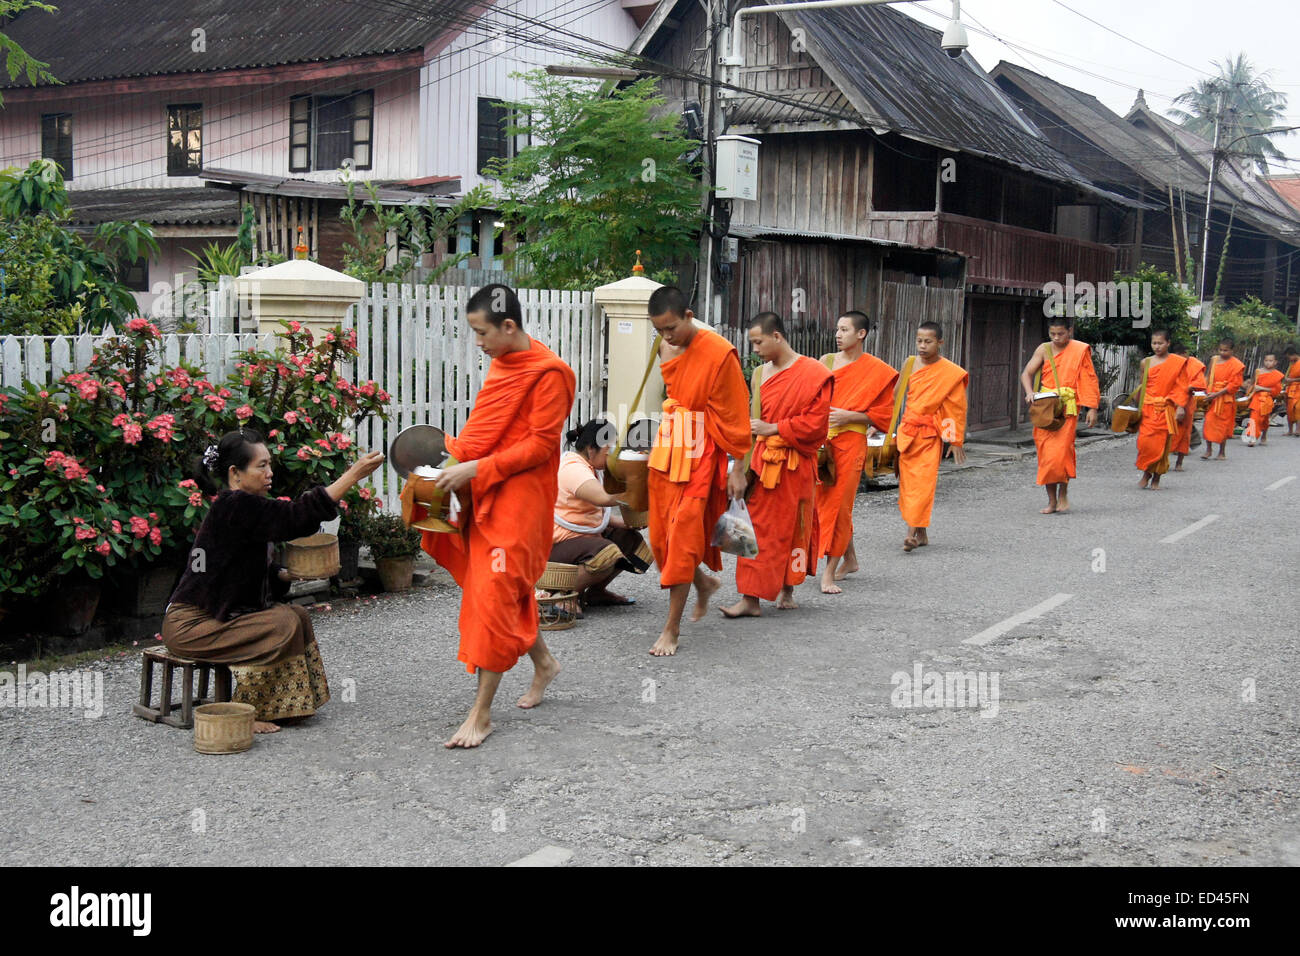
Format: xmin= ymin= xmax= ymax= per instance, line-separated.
xmin=1033 ymin=345 xmax=1079 ymax=416
xmin=647 ymin=398 xmax=697 ymax=483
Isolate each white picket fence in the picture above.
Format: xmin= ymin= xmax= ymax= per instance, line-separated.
xmin=1 ymin=282 xmax=605 ymax=511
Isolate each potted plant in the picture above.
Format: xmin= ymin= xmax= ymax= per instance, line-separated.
xmin=361 ymin=512 xmax=422 ymax=592
xmin=335 ymin=483 xmax=382 ymax=582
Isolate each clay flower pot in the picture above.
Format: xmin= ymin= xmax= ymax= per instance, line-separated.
xmin=375 ymin=556 xmax=414 ymax=592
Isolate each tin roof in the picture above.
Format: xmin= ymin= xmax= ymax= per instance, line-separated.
xmin=66 ymin=187 xmax=242 ymax=226
xmin=1 ymin=0 xmax=477 ymax=87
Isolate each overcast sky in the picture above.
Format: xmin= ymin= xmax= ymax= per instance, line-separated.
xmin=898 ymin=0 xmax=1300 ymax=172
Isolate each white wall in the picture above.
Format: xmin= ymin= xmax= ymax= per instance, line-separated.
xmin=0 ymin=71 xmax=421 ymax=189
xmin=419 ymin=0 xmax=643 ymax=191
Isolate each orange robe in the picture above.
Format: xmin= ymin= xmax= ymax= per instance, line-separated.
xmin=420 ymin=340 xmax=576 ymax=673
xmin=815 ymin=353 xmax=897 ymax=558
xmin=1286 ymin=359 xmax=1300 ymax=425
xmin=1134 ymin=355 xmax=1190 ymax=475
xmin=1203 ymin=356 xmax=1244 ymax=444
xmin=647 ymin=327 xmax=751 ymax=587
xmin=737 ymin=356 xmax=832 ymax=600
xmin=1172 ymin=356 xmax=1206 ymax=456
xmin=1032 ymin=339 xmax=1101 ymax=485
xmin=896 ymin=357 xmax=968 ymax=529
xmin=1249 ymin=368 xmax=1284 ymax=437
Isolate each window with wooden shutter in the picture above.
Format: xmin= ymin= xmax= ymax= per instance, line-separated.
xmin=289 ymin=91 xmax=374 ymax=173
xmin=41 ymin=113 xmax=73 ymax=180
xmin=478 ymin=98 xmax=508 ymax=175
xmin=167 ymin=104 xmax=203 ymax=176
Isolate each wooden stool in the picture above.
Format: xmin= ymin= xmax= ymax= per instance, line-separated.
xmin=133 ymin=647 xmax=232 ymax=729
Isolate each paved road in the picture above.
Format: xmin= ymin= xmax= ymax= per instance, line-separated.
xmin=2 ymin=433 xmax=1297 ymax=865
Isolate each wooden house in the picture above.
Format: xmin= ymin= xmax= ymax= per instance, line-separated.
xmin=632 ymin=0 xmax=1143 ymax=432
xmin=993 ymin=64 xmax=1300 ymax=317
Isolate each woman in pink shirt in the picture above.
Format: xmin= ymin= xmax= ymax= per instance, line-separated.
xmin=549 ymin=419 xmax=652 ymax=607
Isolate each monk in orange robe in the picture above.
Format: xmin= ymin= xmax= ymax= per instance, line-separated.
xmin=815 ymin=310 xmax=897 ymax=594
xmin=1247 ymin=353 xmax=1284 ymax=445
xmin=1201 ymin=338 xmax=1245 ymax=460
xmin=896 ymin=322 xmax=967 ymax=552
xmin=1134 ymin=329 xmax=1190 ymax=490
xmin=1018 ymin=317 xmax=1100 ymax=514
xmin=722 ymin=312 xmax=831 ymax=617
xmin=1284 ymin=347 xmax=1300 ymax=437
xmin=1170 ymin=342 xmax=1206 ymax=470
xmin=421 ymin=284 xmax=576 ymax=748
xmin=645 ymin=286 xmax=751 ymax=656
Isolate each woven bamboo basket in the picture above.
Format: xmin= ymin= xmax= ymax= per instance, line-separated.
xmin=537 ymin=591 xmax=579 ymax=631
xmin=193 ymin=702 xmax=256 ymax=754
xmin=614 ymin=450 xmax=650 ymax=512
xmin=1193 ymin=390 xmax=1208 ymax=412
xmin=537 ymin=562 xmax=581 ymax=592
xmin=283 ymin=532 xmax=340 ymax=579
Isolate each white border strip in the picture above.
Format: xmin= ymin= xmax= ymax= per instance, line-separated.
xmin=1266 ymin=475 xmax=1296 ymax=491
xmin=963 ymin=593 xmax=1074 ymax=647
xmin=505 ymin=845 xmax=573 ymax=867
xmin=1160 ymin=514 xmax=1221 ymax=544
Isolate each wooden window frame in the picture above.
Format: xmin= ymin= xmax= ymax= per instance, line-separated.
xmin=40 ymin=112 xmax=73 ymax=180
xmin=289 ymin=91 xmax=374 ymax=173
xmin=166 ymin=103 xmax=203 ymax=176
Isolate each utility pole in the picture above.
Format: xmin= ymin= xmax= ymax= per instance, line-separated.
xmin=699 ymin=0 xmax=728 ymax=325
xmin=1196 ymin=86 xmax=1226 ymax=345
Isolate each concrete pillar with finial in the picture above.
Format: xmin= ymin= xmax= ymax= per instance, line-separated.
xmin=593 ymin=250 xmax=665 ymax=436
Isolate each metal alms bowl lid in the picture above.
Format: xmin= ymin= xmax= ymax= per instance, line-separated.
xmin=388 ymin=424 xmax=450 ymax=477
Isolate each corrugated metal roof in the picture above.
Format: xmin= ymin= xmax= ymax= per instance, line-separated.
xmin=783 ymin=4 xmax=1093 ymax=189
xmin=2 ymin=0 xmax=476 ymax=87
xmin=66 ymin=187 xmax=242 ymax=225
xmin=1266 ymin=176 xmax=1300 ymax=214
xmin=728 ymin=222 xmax=958 ymax=255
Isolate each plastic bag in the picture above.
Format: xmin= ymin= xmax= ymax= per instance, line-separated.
xmin=711 ymin=497 xmax=759 ymax=558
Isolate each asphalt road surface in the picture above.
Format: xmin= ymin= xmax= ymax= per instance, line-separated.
xmin=2 ymin=431 xmax=1297 ymax=866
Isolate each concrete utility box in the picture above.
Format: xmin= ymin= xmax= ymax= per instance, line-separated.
xmin=715 ymin=134 xmax=760 ymax=201
xmin=236 ymin=259 xmax=364 ymax=347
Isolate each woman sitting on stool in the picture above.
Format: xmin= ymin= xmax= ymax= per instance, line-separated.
xmin=163 ymin=428 xmax=384 ymax=734
xmin=549 ymin=419 xmax=653 ymax=608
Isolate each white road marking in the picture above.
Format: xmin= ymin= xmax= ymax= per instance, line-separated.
xmin=1160 ymin=514 xmax=1221 ymax=544
xmin=505 ymin=845 xmax=573 ymax=867
xmin=1266 ymin=475 xmax=1296 ymax=491
xmin=963 ymin=593 xmax=1073 ymax=647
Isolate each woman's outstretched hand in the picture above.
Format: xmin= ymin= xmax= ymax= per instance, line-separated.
xmin=349 ymin=450 xmax=385 ymax=481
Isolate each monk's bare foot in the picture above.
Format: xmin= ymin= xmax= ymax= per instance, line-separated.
xmin=649 ymin=629 xmax=679 ymax=656
xmin=838 ymin=559 xmax=859 ymax=576
xmin=1138 ymin=475 xmax=1151 ymax=489
xmin=1040 ymin=504 xmax=1058 ymax=514
xmin=1199 ymin=453 xmax=1212 ymax=460
xmin=1173 ymin=464 xmax=1184 ymax=471
xmin=690 ymin=574 xmax=720 ymax=622
xmin=1216 ymin=454 xmax=1227 ymax=460
xmin=1150 ymin=478 xmax=1161 ymax=490
xmin=777 ymin=589 xmax=798 ymax=610
xmin=445 ymin=709 xmax=493 ymax=748
xmin=720 ymin=598 xmax=761 ymax=619
xmin=253 ymin=720 xmax=281 ymax=734
xmin=820 ymin=571 xmax=843 ymax=594
xmin=902 ymin=535 xmax=919 ymax=552
xmin=517 ymin=654 xmax=560 ymax=709
xmin=1057 ymin=494 xmax=1070 ymax=514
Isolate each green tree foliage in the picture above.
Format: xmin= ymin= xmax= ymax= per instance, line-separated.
xmin=184 ymin=204 xmax=285 ymax=283
xmin=489 ymin=71 xmax=704 ymax=289
xmin=1210 ymin=296 xmax=1296 ymax=353
xmin=1170 ymin=53 xmax=1290 ymax=173
xmin=1072 ymin=265 xmax=1196 ymax=349
xmin=0 ymin=160 xmax=158 ymax=334
xmin=339 ymin=180 xmax=490 ymax=285
xmin=0 ymin=1 xmax=58 ymax=107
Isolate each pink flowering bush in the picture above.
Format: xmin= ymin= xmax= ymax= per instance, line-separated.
xmin=0 ymin=318 xmax=390 ymax=604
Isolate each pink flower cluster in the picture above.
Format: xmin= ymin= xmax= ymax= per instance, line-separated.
xmin=126 ymin=318 xmax=162 ymax=338
xmin=145 ymin=413 xmax=176 ymax=442
xmin=43 ymin=450 xmax=90 ymax=482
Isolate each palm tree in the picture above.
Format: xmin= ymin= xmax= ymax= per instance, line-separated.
xmin=1170 ymin=54 xmax=1289 ymax=173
